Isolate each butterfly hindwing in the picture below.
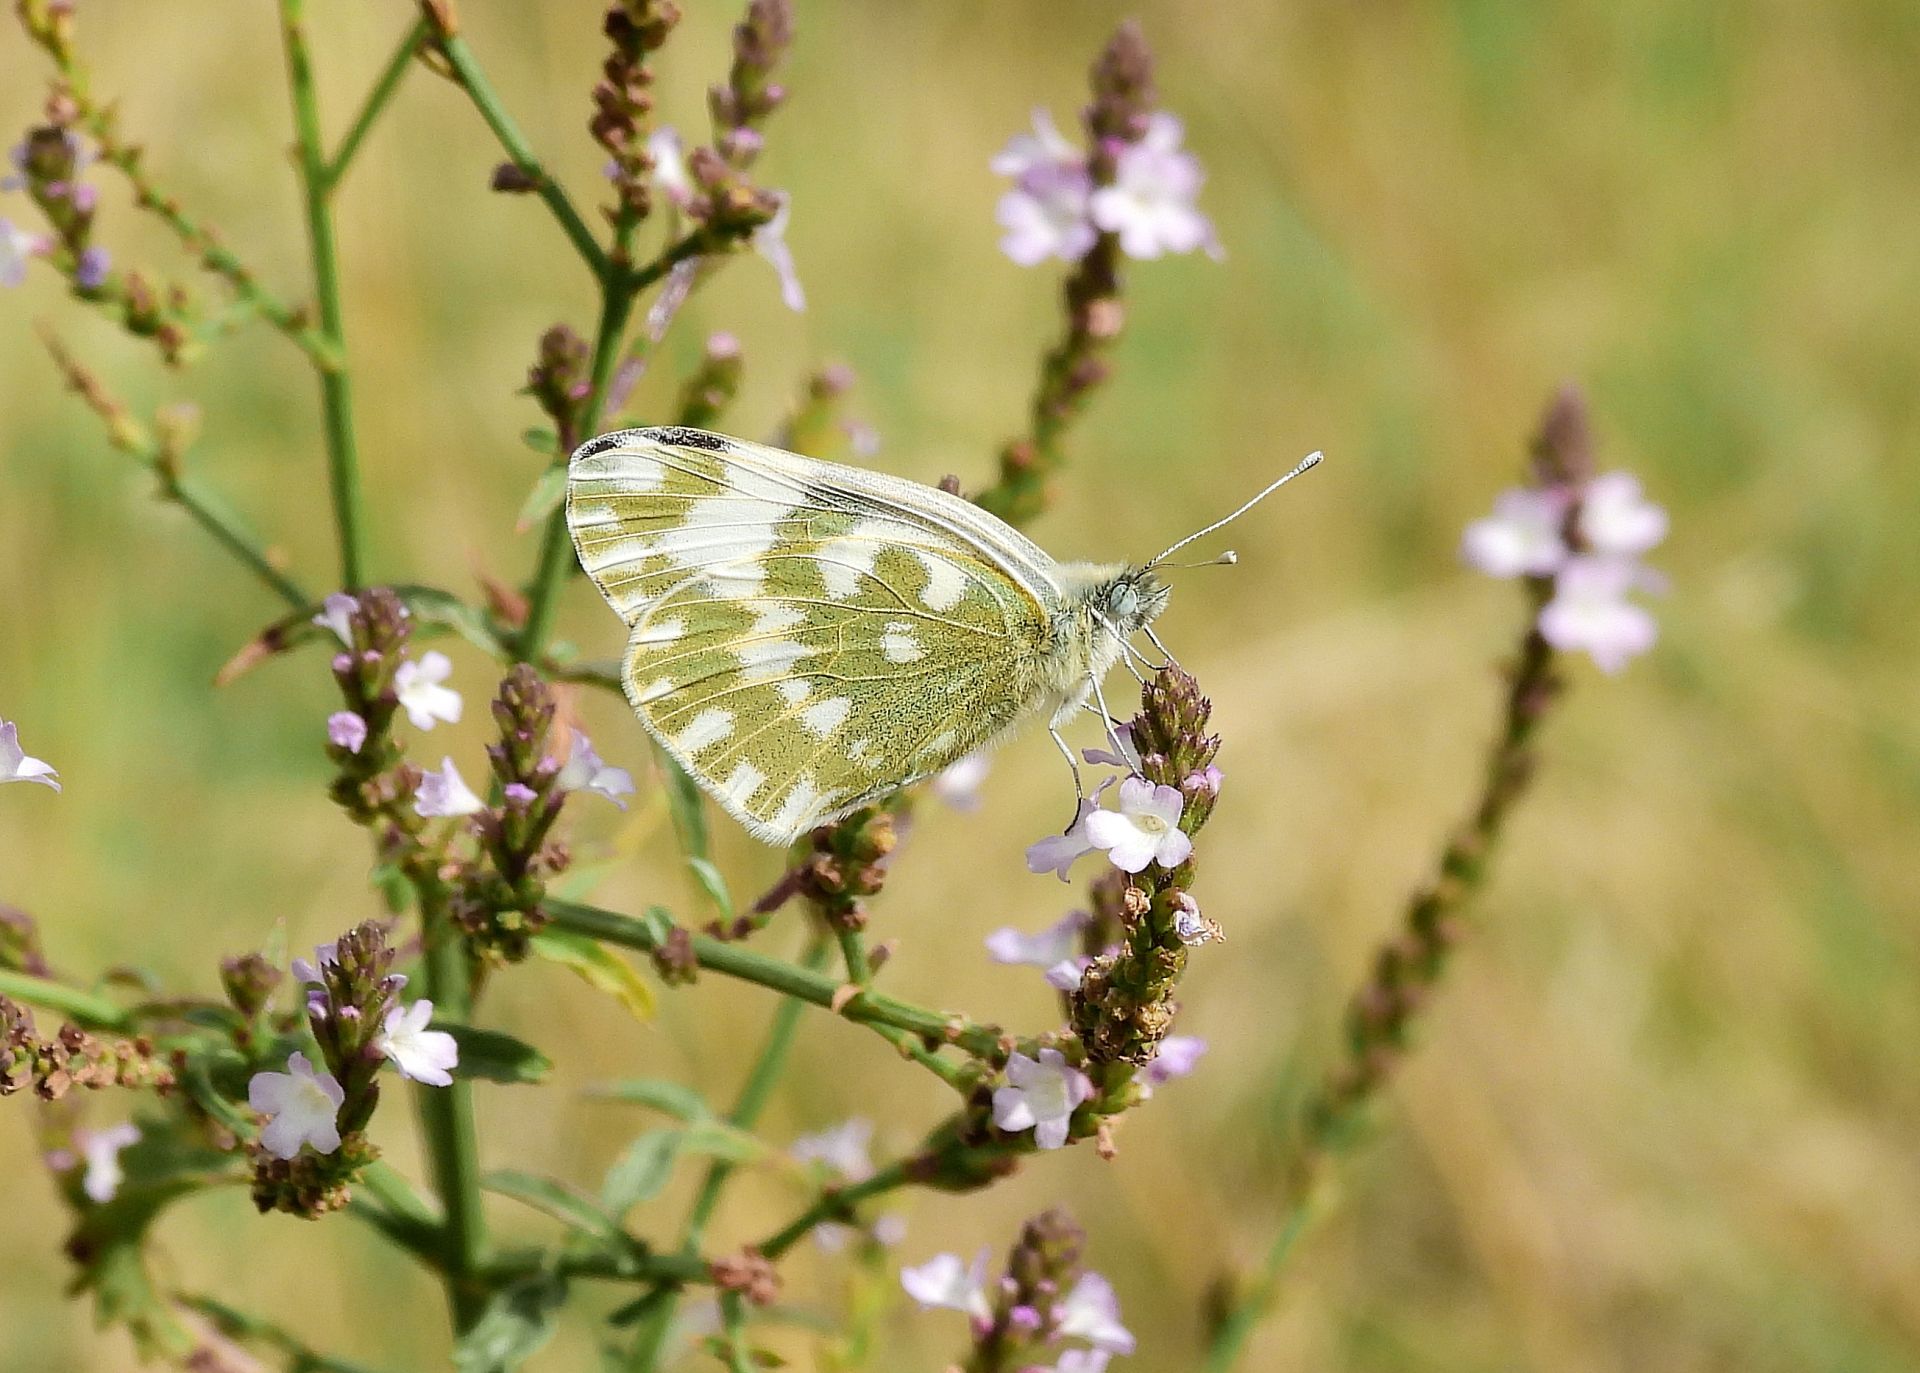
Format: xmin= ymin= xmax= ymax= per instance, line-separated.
xmin=567 ymin=428 xmax=1060 ymax=843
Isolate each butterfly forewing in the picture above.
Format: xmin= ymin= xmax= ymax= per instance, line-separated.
xmin=567 ymin=428 xmax=1060 ymax=844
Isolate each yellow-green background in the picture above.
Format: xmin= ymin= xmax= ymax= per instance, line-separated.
xmin=3 ymin=2 xmax=1917 ymax=1369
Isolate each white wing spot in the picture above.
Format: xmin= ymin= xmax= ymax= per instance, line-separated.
xmin=769 ymin=776 xmax=825 ymax=836
xmin=800 ymin=697 xmax=853 ymax=739
xmin=912 ymin=549 xmax=969 ymax=611
xmin=721 ymin=761 xmax=767 ymax=807
xmin=776 ymin=679 xmax=811 ymax=705
xmin=919 ymin=730 xmax=957 ymax=760
xmin=580 ymin=535 xmax=657 ymax=573
xmin=674 ymin=708 xmax=735 ymax=755
xmin=751 ymin=603 xmax=806 ymax=635
xmin=652 ymin=495 xmax=793 ymax=572
xmin=632 ymin=617 xmax=685 ymax=646
xmin=574 ymin=448 xmax=666 ymax=492
xmin=737 ymin=638 xmax=812 ymax=680
xmin=881 ymin=623 xmax=925 ymax=664
xmin=636 ymin=678 xmax=674 ymax=703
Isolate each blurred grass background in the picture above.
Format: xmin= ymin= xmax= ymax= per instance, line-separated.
xmin=3 ymin=1 xmax=1918 ymax=1369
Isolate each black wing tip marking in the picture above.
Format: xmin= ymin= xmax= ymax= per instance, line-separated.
xmin=569 ymin=426 xmax=734 ymax=468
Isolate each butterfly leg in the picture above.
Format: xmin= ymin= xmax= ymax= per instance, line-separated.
xmin=1085 ymin=670 xmax=1134 ymax=772
xmin=1049 ymin=724 xmax=1087 ymax=833
xmin=1142 ymin=624 xmax=1179 ymax=669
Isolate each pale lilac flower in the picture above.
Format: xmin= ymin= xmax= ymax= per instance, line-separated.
xmin=1579 ymin=471 xmax=1668 ymax=558
xmin=645 ymin=258 xmax=700 ymax=342
xmin=900 ymin=1248 xmax=993 ymax=1320
xmin=374 ymin=1000 xmax=459 ymax=1087
xmin=1089 ymin=113 xmax=1220 ymax=260
xmin=1082 ymin=723 xmax=1141 ymax=772
xmin=1057 ymin=1272 xmax=1136 ymax=1353
xmin=1 ymin=720 xmax=60 ymax=791
xmin=1461 ymin=487 xmax=1570 ymax=579
xmin=753 ymin=193 xmax=806 ymax=312
xmin=997 ymin=167 xmax=1097 ymax=267
xmin=394 ymin=650 xmax=462 ymax=729
xmin=1026 ymin=798 xmax=1101 ymax=882
xmin=931 ymin=752 xmax=991 ymax=812
xmin=74 ymin=245 xmax=109 ymax=289
xmin=992 ymin=1048 xmax=1092 ymax=1150
xmin=790 ymin=1118 xmax=875 ymax=1182
xmin=290 ymin=942 xmax=338 ymax=986
xmin=1170 ymin=892 xmax=1219 ymax=947
xmin=1084 ymin=778 xmax=1191 ymax=874
xmin=312 ymin=591 xmax=358 ymax=644
xmin=414 ymin=757 xmax=485 ymax=818
xmin=248 ymin=1052 xmax=344 ymax=1159
xmin=1 ymin=217 xmax=47 ymax=287
xmin=991 ymin=109 xmax=1082 ymax=181
xmin=556 ymin=732 xmax=636 ymax=808
xmin=1054 ymin=1350 xmax=1115 ymax=1373
xmin=648 ymin=126 xmax=693 ymax=207
xmin=1182 ymin=764 xmax=1223 ymax=797
xmin=75 ymin=1124 xmax=141 ymax=1204
xmin=1538 ymin=557 xmax=1658 ymax=673
xmin=1140 ymin=1035 xmax=1208 ymax=1093
xmin=327 ymin=711 xmax=368 ymax=755
xmin=986 ymin=910 xmax=1090 ymax=991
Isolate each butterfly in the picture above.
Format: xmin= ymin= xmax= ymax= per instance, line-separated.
xmin=566 ymin=426 xmax=1319 ymax=846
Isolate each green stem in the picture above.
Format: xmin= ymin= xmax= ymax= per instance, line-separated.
xmin=547 ymin=901 xmax=1004 ymax=1060
xmin=433 ymin=32 xmax=609 ymax=280
xmin=629 ymin=937 xmax=831 ymax=1370
xmin=518 ymin=279 xmax=638 ymax=659
xmin=1201 ymin=1200 xmax=1316 ymax=1373
xmin=413 ymin=880 xmax=488 ymax=1334
xmin=0 ymin=968 xmax=132 ymax=1031
xmin=322 ymin=17 xmax=428 ymax=191
xmin=756 ymin=1160 xmax=913 ymax=1261
xmin=171 ymin=475 xmax=311 ymax=609
xmin=280 ymin=0 xmax=370 ymax=589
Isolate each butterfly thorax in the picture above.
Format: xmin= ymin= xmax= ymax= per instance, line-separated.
xmin=1034 ymin=562 xmax=1171 ymax=724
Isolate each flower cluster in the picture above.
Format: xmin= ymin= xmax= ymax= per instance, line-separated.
xmin=1461 ymin=398 xmax=1669 ymax=673
xmin=0 ymin=997 xmax=172 ymax=1100
xmin=902 ymin=1209 xmax=1133 ymax=1371
xmin=3 ymin=124 xmax=109 ymax=291
xmin=648 ymin=126 xmax=802 ymax=312
xmin=248 ymin=921 xmax=457 ymax=1216
xmin=589 ymin=0 xmax=682 ymax=226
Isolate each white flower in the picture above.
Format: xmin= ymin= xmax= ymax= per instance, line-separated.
xmin=374 ymin=999 xmax=459 ymax=1087
xmin=790 ymin=1118 xmax=875 ymax=1182
xmin=248 ymin=1052 xmax=344 ymax=1160
xmin=1089 ymin=113 xmax=1220 ymax=260
xmin=1461 ymin=487 xmax=1570 ymax=578
xmin=992 ymin=1047 xmax=1092 ymax=1150
xmin=648 ymin=126 xmax=693 ymax=207
xmin=753 ymin=193 xmax=806 ymax=313
xmin=0 ymin=719 xmax=60 ymax=791
xmin=1057 ymin=1271 xmax=1136 ymax=1353
xmin=1081 ymin=722 xmax=1141 ymax=771
xmin=1054 ymin=1351 xmax=1115 ymax=1373
xmin=556 ymin=732 xmax=636 ymax=808
xmin=930 ymin=752 xmax=991 ymax=812
xmin=394 ymin=651 xmax=462 ymax=730
xmin=900 ymin=1248 xmax=992 ymax=1320
xmin=1171 ymin=892 xmax=1220 ymax=947
xmin=415 ymin=757 xmax=485 ymax=818
xmin=312 ymin=591 xmax=358 ymax=644
xmin=1084 ymin=777 xmax=1192 ymax=874
xmin=1579 ymin=471 xmax=1668 ymax=558
xmin=75 ymin=1124 xmax=141 ymax=1203
xmin=1 ymin=216 xmax=48 ymax=288
xmin=1538 ymin=556 xmax=1658 ymax=673
xmin=986 ymin=910 xmax=1090 ymax=991
xmin=1026 ymin=797 xmax=1101 ymax=882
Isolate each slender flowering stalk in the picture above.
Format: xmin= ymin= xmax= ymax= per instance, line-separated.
xmin=1202 ymin=387 xmax=1661 ymax=1371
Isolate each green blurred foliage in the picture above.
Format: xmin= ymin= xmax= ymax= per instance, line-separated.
xmin=2 ymin=2 xmax=1917 ymax=1370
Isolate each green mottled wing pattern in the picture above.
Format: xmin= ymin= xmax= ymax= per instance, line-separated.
xmin=566 ymin=427 xmax=1061 ymax=844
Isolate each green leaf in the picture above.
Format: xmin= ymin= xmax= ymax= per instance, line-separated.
xmin=528 ymin=928 xmax=656 ymax=1021
xmin=483 ymin=1170 xmax=622 ymax=1240
xmin=440 ymin=1023 xmax=552 ymax=1084
xmin=588 ymin=1078 xmax=713 ymax=1123
xmin=521 ymin=425 xmax=559 ymax=454
xmin=687 ymin=856 xmax=735 ymax=920
xmin=394 ymin=583 xmax=510 ymax=657
xmin=677 ymin=1120 xmax=767 ymax=1165
xmin=657 ymin=745 xmax=710 ymax=860
xmin=514 ymin=466 xmax=569 ymax=534
xmin=454 ymin=1273 xmax=568 ymax=1373
xmin=600 ymin=1130 xmax=683 ymax=1217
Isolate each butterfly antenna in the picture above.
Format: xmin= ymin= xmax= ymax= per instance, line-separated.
xmin=1144 ymin=451 xmax=1324 ymax=570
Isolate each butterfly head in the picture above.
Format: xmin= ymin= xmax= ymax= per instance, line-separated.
xmin=1101 ymin=566 xmax=1172 ymax=635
